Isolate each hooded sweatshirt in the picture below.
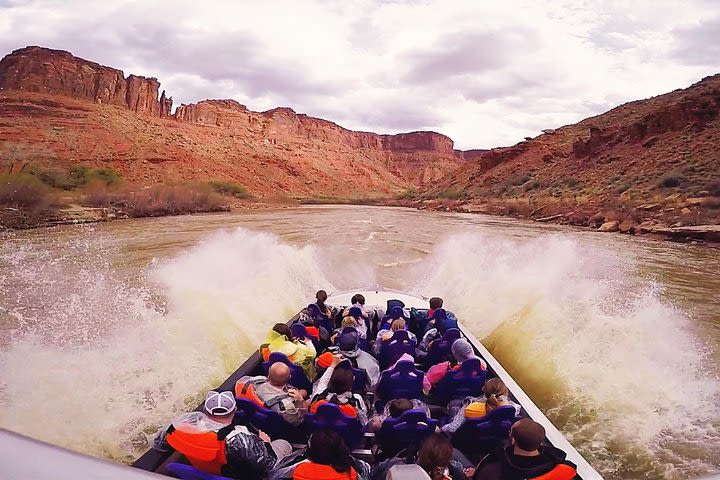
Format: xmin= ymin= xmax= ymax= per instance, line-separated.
xmin=340 ymin=346 xmax=380 ymax=389
xmin=475 ymin=445 xmax=578 ymax=480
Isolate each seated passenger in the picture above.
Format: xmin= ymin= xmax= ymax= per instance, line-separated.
xmin=427 ymin=339 xmax=486 ymax=386
xmin=260 ymin=323 xmax=317 ymax=379
xmin=237 ymin=362 xmax=309 ymax=426
xmin=269 ymin=429 xmax=371 ymax=480
xmin=428 ymin=297 xmax=444 ymax=319
xmin=338 ymin=331 xmax=380 ymax=389
xmin=472 ymin=419 xmax=577 ymax=480
xmin=342 ymin=306 xmax=369 ymax=338
xmin=310 ymin=354 xmax=369 ymax=425
xmin=315 ymin=289 xmax=335 ymax=321
xmin=367 ymin=397 xmax=431 ymax=433
xmin=373 ymin=318 xmax=417 ymax=355
xmin=417 ymin=309 xmax=451 ymax=359
xmin=379 ymin=305 xmax=406 ymax=330
xmin=371 ymin=432 xmax=467 ymax=480
xmin=153 ymin=390 xmax=292 ymax=479
xmin=347 ymin=293 xmax=376 ymax=324
xmin=331 ymin=316 xmax=361 ymax=343
xmin=441 ymin=379 xmax=518 ymax=434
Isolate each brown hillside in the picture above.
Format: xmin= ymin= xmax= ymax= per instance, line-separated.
xmin=435 ymin=74 xmax=720 ymax=205
xmin=0 ymin=46 xmax=464 ymax=197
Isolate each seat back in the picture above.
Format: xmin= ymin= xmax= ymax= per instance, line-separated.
xmin=335 ymin=360 xmax=368 ymax=393
xmin=304 ymin=403 xmax=363 ymax=448
xmin=166 ymin=463 xmax=234 ymax=480
xmin=451 ymin=405 xmax=518 ymax=461
xmin=290 ymin=322 xmax=321 ymax=351
xmin=261 ymin=352 xmax=313 ymax=393
xmin=424 ymin=328 xmax=461 ymax=367
xmin=433 ymin=358 xmax=487 ymax=404
xmin=378 ymin=330 xmax=416 ymax=370
xmin=377 ymin=360 xmax=424 ymax=402
xmin=307 ymin=303 xmax=334 ymax=332
xmin=376 ymin=409 xmax=438 ymax=458
xmin=234 ymin=397 xmax=303 ymax=442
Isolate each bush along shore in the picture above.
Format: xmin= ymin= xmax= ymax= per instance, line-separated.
xmin=0 ymin=166 xmax=256 ymax=230
xmin=382 ymin=194 xmax=720 ymax=246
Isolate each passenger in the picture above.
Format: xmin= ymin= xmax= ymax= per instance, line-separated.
xmin=379 ymin=306 xmax=405 ymax=330
xmin=342 ymin=306 xmax=369 ymax=338
xmin=337 ymin=330 xmax=380 ymax=389
xmin=348 ymin=293 xmax=376 ymax=325
xmin=416 ymin=309 xmax=451 ymax=359
xmin=428 ymin=297 xmax=444 ymax=319
xmin=309 ymin=354 xmax=369 ymax=425
xmin=236 ymin=362 xmax=309 ymax=426
xmin=260 ymin=323 xmax=317 ymax=379
xmin=441 ymin=379 xmax=518 ymax=434
xmin=315 ymin=289 xmax=335 ymax=320
xmin=269 ymin=429 xmax=371 ymax=480
xmin=371 ymin=432 xmax=467 ymax=480
xmin=427 ymin=339 xmax=486 ymax=386
xmin=153 ymin=390 xmax=292 ymax=479
xmin=472 ymin=419 xmax=578 ymax=480
xmin=331 ymin=316 xmax=361 ymax=344
xmin=367 ymin=397 xmax=431 ymax=433
xmin=372 ymin=318 xmax=417 ymax=355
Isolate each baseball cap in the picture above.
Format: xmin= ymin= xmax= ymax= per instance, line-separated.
xmin=204 ymin=390 xmax=236 ymax=416
xmin=338 ymin=331 xmax=360 ymax=351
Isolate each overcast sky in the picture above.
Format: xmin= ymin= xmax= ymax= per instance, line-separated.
xmin=1 ymin=0 xmax=719 ymax=149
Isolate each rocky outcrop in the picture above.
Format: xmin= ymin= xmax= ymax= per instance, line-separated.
xmin=0 ymin=46 xmax=170 ymax=116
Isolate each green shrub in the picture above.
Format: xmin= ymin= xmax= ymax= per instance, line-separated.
xmin=510 ymin=174 xmax=531 ymax=186
xmin=565 ymin=178 xmax=579 ymax=188
xmin=609 ymin=175 xmax=621 ymax=183
xmin=27 ymin=165 xmax=123 ymax=189
xmin=706 ymin=179 xmax=720 ymax=197
xmin=208 ymin=180 xmax=250 ymax=198
xmin=438 ymin=188 xmax=464 ymax=199
xmin=524 ymin=180 xmax=542 ymax=192
xmin=617 ymin=183 xmax=630 ymax=194
xmin=0 ymin=173 xmax=59 ymax=210
xmin=397 ymin=189 xmax=418 ymax=200
xmin=658 ymin=174 xmax=684 ymax=188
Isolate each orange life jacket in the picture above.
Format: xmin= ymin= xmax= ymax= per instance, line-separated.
xmin=166 ymin=429 xmax=227 ymax=475
xmin=234 ymin=379 xmax=267 ymax=409
xmin=531 ymin=462 xmax=577 ymax=480
xmin=293 ymin=462 xmax=358 ymax=480
xmin=260 ymin=345 xmax=296 ymax=363
xmin=305 ymin=326 xmax=320 ymax=339
xmin=309 ymin=399 xmax=357 ymax=417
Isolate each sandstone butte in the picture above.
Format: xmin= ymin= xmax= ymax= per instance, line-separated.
xmin=0 ymin=46 xmax=466 ymax=198
xmin=1 ymin=45 xmax=719 ymax=239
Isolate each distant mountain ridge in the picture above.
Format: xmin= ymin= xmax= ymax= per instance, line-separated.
xmin=0 ymin=46 xmax=467 ymax=195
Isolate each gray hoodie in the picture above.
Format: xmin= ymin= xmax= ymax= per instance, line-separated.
xmin=340 ymin=346 xmax=380 ymax=389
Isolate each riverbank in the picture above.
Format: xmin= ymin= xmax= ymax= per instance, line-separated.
xmin=380 ymin=196 xmax=720 ymax=245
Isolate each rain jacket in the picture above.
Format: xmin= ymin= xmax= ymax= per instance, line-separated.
xmin=474 ymin=445 xmax=578 ymax=480
xmin=260 ymin=330 xmax=317 ymax=379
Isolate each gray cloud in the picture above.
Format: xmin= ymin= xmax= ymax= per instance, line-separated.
xmin=671 ymin=17 xmax=720 ymax=66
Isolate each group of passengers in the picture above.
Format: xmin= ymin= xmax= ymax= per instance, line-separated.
xmin=154 ymin=292 xmax=579 ymax=480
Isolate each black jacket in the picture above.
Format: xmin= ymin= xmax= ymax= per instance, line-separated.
xmin=474 ymin=445 xmax=578 ymax=480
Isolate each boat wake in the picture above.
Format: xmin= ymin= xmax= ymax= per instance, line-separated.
xmin=1 ymin=226 xmax=718 ymax=478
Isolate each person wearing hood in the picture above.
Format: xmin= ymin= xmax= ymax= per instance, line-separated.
xmin=260 ymin=323 xmax=317 ymax=379
xmin=427 ymin=338 xmax=487 ymax=386
xmin=472 ymin=419 xmax=578 ymax=480
xmin=337 ymin=330 xmax=380 ymax=389
xmin=417 ymin=309 xmax=457 ymax=360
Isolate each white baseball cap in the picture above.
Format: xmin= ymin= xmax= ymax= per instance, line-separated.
xmin=204 ymin=391 xmax=236 ymax=416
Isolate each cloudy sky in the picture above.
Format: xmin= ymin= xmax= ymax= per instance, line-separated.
xmin=1 ymin=0 xmax=719 ymax=149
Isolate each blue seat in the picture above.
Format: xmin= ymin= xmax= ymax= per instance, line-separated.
xmin=304 ymin=403 xmax=363 ymax=448
xmin=234 ymin=397 xmax=306 ymax=443
xmin=378 ymin=330 xmax=416 ymax=370
xmin=261 ymin=352 xmax=313 ymax=393
xmin=334 ymin=326 xmax=369 ymax=352
xmin=166 ymin=463 xmax=234 ymax=480
xmin=424 ymin=328 xmax=462 ymax=367
xmin=334 ymin=358 xmax=369 ymax=393
xmin=376 ymin=409 xmax=438 ymax=459
xmin=290 ymin=323 xmax=321 ymax=351
xmin=307 ymin=303 xmax=334 ymax=332
xmin=451 ymin=405 xmax=519 ymax=461
xmin=377 ymin=360 xmax=425 ymax=403
xmin=432 ymin=357 xmax=488 ymax=404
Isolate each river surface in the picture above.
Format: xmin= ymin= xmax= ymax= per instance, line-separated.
xmin=1 ymin=205 xmax=719 ymax=479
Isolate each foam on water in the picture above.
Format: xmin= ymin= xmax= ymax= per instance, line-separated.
xmin=0 ymin=228 xmax=331 ymax=461
xmin=414 ymin=233 xmax=720 ymax=478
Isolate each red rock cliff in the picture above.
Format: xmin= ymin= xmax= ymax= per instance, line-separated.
xmin=0 ymin=46 xmax=170 ymax=116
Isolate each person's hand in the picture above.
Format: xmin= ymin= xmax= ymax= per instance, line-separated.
xmin=258 ymin=430 xmax=271 ymax=443
xmin=330 ymin=354 xmax=344 ymax=367
xmin=288 ymin=389 xmax=305 ymax=404
xmin=464 ymin=467 xmax=476 ymax=478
